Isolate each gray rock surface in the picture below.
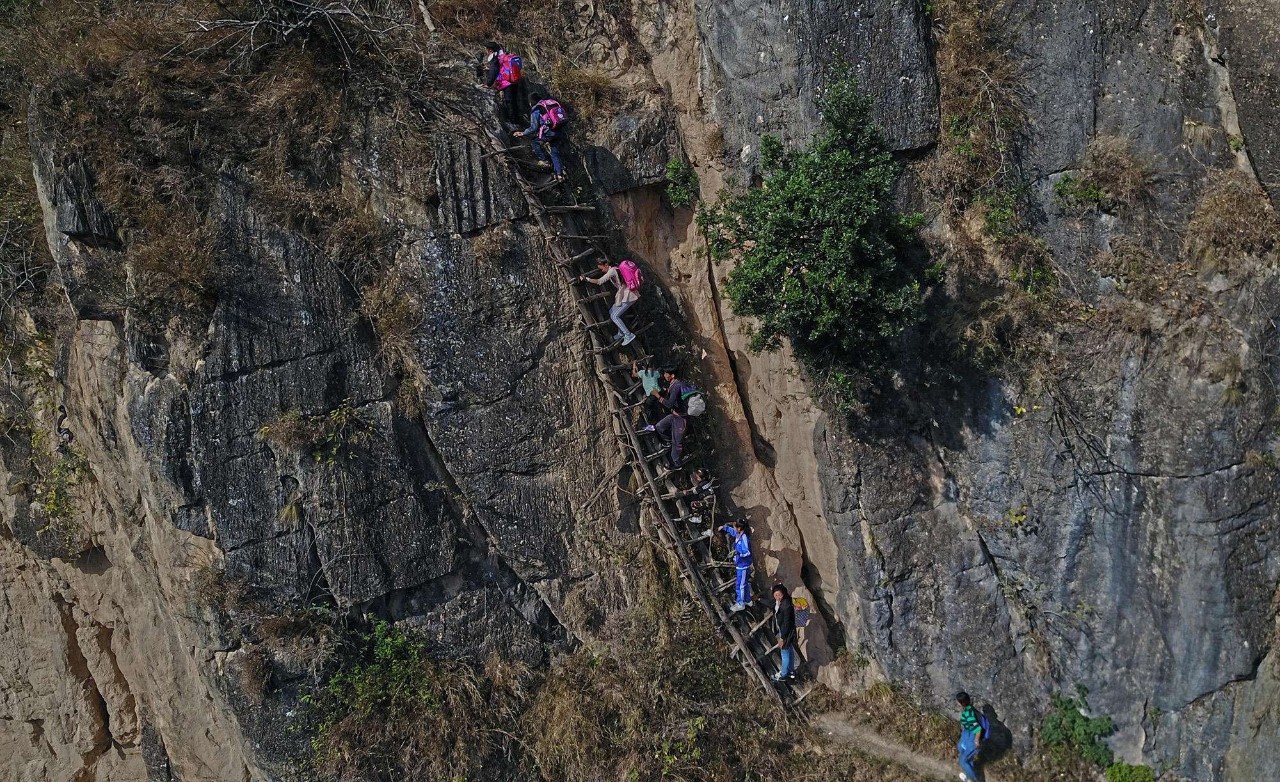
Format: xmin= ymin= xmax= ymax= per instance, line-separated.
xmin=696 ymin=0 xmax=939 ymax=162
xmin=1217 ymin=0 xmax=1280 ymax=203
xmin=692 ymin=0 xmax=1280 ymax=778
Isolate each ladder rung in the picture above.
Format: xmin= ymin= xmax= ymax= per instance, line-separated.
xmin=589 ymin=323 xmax=652 ymax=354
xmin=755 ymin=642 xmax=781 ymax=661
xmin=641 ymin=446 xmax=670 ymax=461
xmin=698 ymin=560 xmax=735 ymax=570
xmin=570 ymin=247 xmax=600 ymax=263
xmin=605 ymin=356 xmax=652 ymax=371
xmin=553 ymin=234 xmax=610 ymax=241
xmin=579 ymin=290 xmax=613 ymax=304
xmin=544 ymin=205 xmax=595 ymax=214
xmin=746 ymin=614 xmax=773 ymax=637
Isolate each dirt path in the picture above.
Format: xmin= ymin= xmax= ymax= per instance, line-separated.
xmin=813 ymin=713 xmax=967 ymax=782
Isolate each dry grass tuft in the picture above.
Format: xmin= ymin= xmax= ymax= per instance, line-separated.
xmin=549 ymin=62 xmax=624 ymax=124
xmin=237 ymin=644 xmax=273 ymax=705
xmin=428 ymin=0 xmax=500 ymax=42
xmin=259 ymin=608 xmax=340 ymax=678
xmin=470 ymin=226 xmax=512 ymax=265
xmin=1081 ymin=136 xmax=1155 ymax=212
xmin=1094 ymin=237 xmax=1188 ymax=305
xmin=1185 ymin=170 xmax=1279 ymax=269
xmin=930 ymin=0 xmax=1026 ymax=202
xmin=359 ymin=264 xmax=425 ymax=373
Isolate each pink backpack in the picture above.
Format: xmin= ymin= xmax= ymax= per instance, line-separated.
xmin=618 ymin=259 xmax=643 ymax=292
xmin=535 ymin=99 xmax=568 ymax=134
xmin=495 ymin=52 xmax=523 ymax=90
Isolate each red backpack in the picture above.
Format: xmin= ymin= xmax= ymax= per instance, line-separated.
xmin=495 ymin=52 xmax=523 ymax=89
xmin=618 ymin=259 xmax=643 ymax=292
xmin=535 ymin=99 xmax=568 ymax=135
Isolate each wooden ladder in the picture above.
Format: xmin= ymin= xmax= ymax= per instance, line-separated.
xmin=479 ymin=127 xmax=808 ymax=710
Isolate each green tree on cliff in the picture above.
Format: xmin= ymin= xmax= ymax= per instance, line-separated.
xmin=698 ymin=78 xmax=922 ymax=402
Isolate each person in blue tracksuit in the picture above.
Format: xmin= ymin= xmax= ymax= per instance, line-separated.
xmin=719 ymin=519 xmax=753 ymax=612
xmin=955 ymin=691 xmax=985 ymax=781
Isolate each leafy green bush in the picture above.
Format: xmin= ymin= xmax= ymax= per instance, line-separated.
xmin=665 ymin=158 xmax=700 ymax=207
xmin=307 ymin=621 xmax=511 ymax=781
xmin=698 ymin=78 xmax=922 ymax=401
xmin=1053 ymin=173 xmax=1104 ymax=209
xmin=1106 ymin=762 xmax=1156 ymax=782
xmin=1041 ymin=686 xmax=1115 ymax=767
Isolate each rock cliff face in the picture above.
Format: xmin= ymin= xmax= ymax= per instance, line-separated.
xmin=670 ymin=0 xmax=1280 ymax=779
xmin=0 ymin=0 xmax=1277 ymax=780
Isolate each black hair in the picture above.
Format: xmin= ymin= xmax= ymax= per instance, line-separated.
xmin=596 ymin=258 xmax=611 ymax=266
xmin=771 ymin=583 xmax=789 ymax=598
xmin=661 ymin=365 xmax=679 ymax=375
xmin=956 ymin=691 xmax=971 ymax=706
xmin=484 ymin=41 xmax=502 ymax=52
xmin=528 ymin=93 xmax=545 ymax=106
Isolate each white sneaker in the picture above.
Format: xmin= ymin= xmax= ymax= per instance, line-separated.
xmin=730 ymin=602 xmax=746 ymax=612
xmin=621 ymin=333 xmax=636 ymax=345
xmin=959 ymin=774 xmax=971 ymax=781
xmin=637 ymin=425 xmax=655 ymax=434
xmin=698 ymin=528 xmax=714 ymax=540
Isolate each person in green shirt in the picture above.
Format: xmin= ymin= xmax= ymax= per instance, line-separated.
xmin=956 ymin=691 xmax=984 ymax=781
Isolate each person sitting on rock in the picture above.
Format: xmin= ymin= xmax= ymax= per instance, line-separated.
xmin=514 ymin=94 xmax=567 ymax=181
xmin=718 ymin=518 xmax=753 ymax=612
xmin=955 ymin=691 xmax=985 ymax=782
xmin=637 ymin=365 xmax=694 ymax=469
xmin=579 ymin=259 xmax=638 ymax=346
xmin=482 ymin=41 xmax=526 ymax=129
xmin=770 ymin=583 xmax=798 ymax=682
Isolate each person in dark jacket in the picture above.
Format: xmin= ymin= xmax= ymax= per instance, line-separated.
xmin=771 ymin=583 xmax=798 ymax=682
xmin=637 ymin=365 xmax=693 ymax=468
xmin=483 ymin=41 xmax=525 ymax=128
xmin=514 ymin=94 xmax=564 ymax=180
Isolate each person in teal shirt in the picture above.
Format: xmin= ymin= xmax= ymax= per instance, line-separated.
xmin=955 ymin=691 xmax=984 ymax=781
xmin=631 ymin=360 xmax=664 ymax=421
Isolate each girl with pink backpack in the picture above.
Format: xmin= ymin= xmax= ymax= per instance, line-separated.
xmin=482 ymin=41 xmax=526 ymax=128
xmin=578 ymin=258 xmax=643 ymax=346
xmin=514 ymin=93 xmax=570 ymax=181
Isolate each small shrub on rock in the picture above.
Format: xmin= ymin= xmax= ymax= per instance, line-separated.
xmin=664 ymin=158 xmax=700 ymax=208
xmin=1106 ymin=762 xmax=1156 ymax=782
xmin=1041 ymin=686 xmax=1115 ymax=767
xmin=698 ymin=77 xmax=923 ymax=404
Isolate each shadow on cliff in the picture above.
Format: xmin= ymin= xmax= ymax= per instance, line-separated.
xmin=827 ymin=247 xmax=1013 ymax=453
